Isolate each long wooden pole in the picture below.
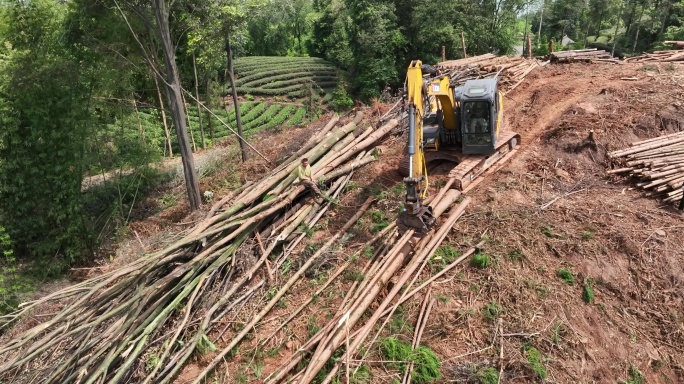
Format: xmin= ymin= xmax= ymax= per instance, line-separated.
xmin=461 ymin=32 xmax=467 ymax=58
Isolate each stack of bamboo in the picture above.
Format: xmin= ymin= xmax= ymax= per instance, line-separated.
xmin=1 ymin=112 xmax=456 ymax=384
xmin=264 ymin=195 xmax=473 ymax=383
xmin=547 ymin=48 xmax=619 ymax=64
xmin=624 ymin=50 xmax=684 ymax=63
xmin=608 ymin=131 xmax=684 ymax=205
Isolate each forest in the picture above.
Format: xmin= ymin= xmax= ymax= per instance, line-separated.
xmin=0 ymin=0 xmax=682 ymax=307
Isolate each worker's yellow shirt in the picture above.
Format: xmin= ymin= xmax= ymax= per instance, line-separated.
xmin=297 ymin=164 xmax=312 ymax=181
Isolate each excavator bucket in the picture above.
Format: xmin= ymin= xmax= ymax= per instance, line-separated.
xmin=397 ymin=205 xmax=436 ymax=235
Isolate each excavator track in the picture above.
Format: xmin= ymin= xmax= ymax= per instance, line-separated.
xmin=448 ymin=131 xmax=520 ymax=190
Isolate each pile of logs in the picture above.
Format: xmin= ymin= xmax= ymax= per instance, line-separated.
xmin=437 ymin=54 xmax=547 ymax=94
xmin=379 ymin=54 xmax=544 ymax=124
xmin=546 ymin=48 xmax=619 ymax=64
xmin=664 ymin=40 xmax=684 ymax=49
xmin=624 ymin=50 xmax=684 ymax=63
xmin=624 ymin=41 xmax=684 ymax=63
xmin=608 ymin=131 xmax=684 ymax=205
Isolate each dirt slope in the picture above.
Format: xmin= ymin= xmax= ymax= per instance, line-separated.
xmin=22 ymin=62 xmax=681 ymax=384
xmin=431 ymin=63 xmax=684 ymax=383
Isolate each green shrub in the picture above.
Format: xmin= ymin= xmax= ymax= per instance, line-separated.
xmin=482 ymin=302 xmax=502 ymax=320
xmin=470 ymin=253 xmax=491 ymax=269
xmin=235 ymin=66 xmax=337 ymax=88
xmin=475 ymin=367 xmax=499 ymax=384
xmin=330 ymin=80 xmax=354 ymax=112
xmin=582 ymin=283 xmax=595 ymax=303
xmin=260 ymin=75 xmax=338 ymax=90
xmin=556 ymin=268 xmax=575 ymax=284
xmin=525 ymin=346 xmax=547 ymax=379
xmin=243 ymin=104 xmax=284 ymax=131
xmin=285 ymin=107 xmax=307 ymax=126
xmin=626 ymin=364 xmax=644 ymax=384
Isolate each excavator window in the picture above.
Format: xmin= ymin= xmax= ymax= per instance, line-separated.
xmin=463 ymin=101 xmax=492 ymax=145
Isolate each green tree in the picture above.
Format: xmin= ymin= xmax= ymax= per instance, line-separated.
xmin=0 ymin=1 xmax=93 ymax=263
xmin=309 ymin=0 xmax=354 ymax=69
xmin=345 ymin=0 xmax=405 ymax=100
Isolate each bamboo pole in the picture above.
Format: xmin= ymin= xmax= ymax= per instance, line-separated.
xmin=192 ymin=197 xmax=376 ymax=384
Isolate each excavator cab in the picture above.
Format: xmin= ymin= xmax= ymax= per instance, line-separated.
xmin=457 ymin=78 xmax=503 ymax=154
xmin=397 ymin=62 xmax=517 ymax=235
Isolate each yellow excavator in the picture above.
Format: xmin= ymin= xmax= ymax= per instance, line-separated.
xmin=397 ymin=60 xmax=521 ymax=234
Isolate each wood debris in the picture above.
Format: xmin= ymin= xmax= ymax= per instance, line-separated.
xmin=437 ymin=55 xmax=547 ymax=93
xmin=623 ymin=49 xmax=684 ymax=63
xmin=608 ymin=131 xmax=684 ymax=205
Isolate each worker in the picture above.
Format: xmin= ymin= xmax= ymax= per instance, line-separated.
xmin=679 ymin=181 xmax=684 ymax=210
xmin=469 ymin=104 xmax=488 ymax=133
xmin=297 ymin=158 xmax=322 ymax=196
xmin=297 ymin=158 xmax=338 ymax=204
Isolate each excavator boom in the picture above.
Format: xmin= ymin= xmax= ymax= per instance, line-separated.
xmin=397 ymin=61 xmax=435 ymax=234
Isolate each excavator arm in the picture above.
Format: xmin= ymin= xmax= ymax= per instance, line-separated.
xmin=398 ymin=60 xmax=436 ymax=234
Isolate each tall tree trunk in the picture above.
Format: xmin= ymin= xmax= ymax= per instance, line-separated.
xmin=183 ymin=95 xmax=197 ymax=152
xmin=584 ymin=21 xmax=592 ymax=48
xmin=658 ymin=0 xmax=672 ymax=39
xmin=624 ymin=0 xmax=637 ymax=36
xmin=523 ymin=2 xmax=530 ymax=56
xmin=205 ymin=72 xmax=214 ymax=142
xmin=226 ymin=38 xmax=249 ymax=162
xmin=192 ymin=53 xmax=205 ymax=149
xmin=611 ymin=1 xmax=625 ymax=56
xmin=538 ymin=2 xmax=544 ymax=43
xmin=153 ymin=72 xmax=173 ymax=157
xmin=632 ymin=5 xmax=645 ymax=52
xmin=597 ymin=10 xmax=604 ymax=36
xmin=152 ymin=0 xmax=201 ymax=211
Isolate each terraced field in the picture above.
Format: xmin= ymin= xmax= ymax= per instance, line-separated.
xmin=128 ymin=101 xmax=309 ymax=153
xmin=109 ymin=57 xmax=338 ymax=155
xmin=232 ymin=56 xmax=339 ymax=102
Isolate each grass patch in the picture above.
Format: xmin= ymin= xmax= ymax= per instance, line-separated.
xmin=626 ymin=364 xmax=644 ymax=384
xmin=583 ymin=282 xmax=595 ymax=303
xmin=507 ymin=249 xmax=523 ymax=262
xmin=431 ymin=246 xmax=461 ymax=271
xmin=475 ymin=366 xmax=499 ymax=384
xmin=470 ymin=253 xmax=491 ymax=269
xmin=482 ymin=302 xmax=502 ymax=320
xmin=344 ymin=269 xmax=365 ymax=282
xmin=524 ymin=345 xmax=547 ymax=379
xmin=307 ymin=315 xmax=320 ymax=337
xmin=552 ymin=322 xmax=563 ymax=345
xmin=388 ymin=305 xmax=413 ymax=334
xmin=370 ymin=210 xmax=390 ymax=233
xmin=556 ymin=268 xmax=575 ymax=284
xmin=541 ymin=226 xmax=562 ymax=239
xmin=380 ymin=337 xmax=441 ymax=383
